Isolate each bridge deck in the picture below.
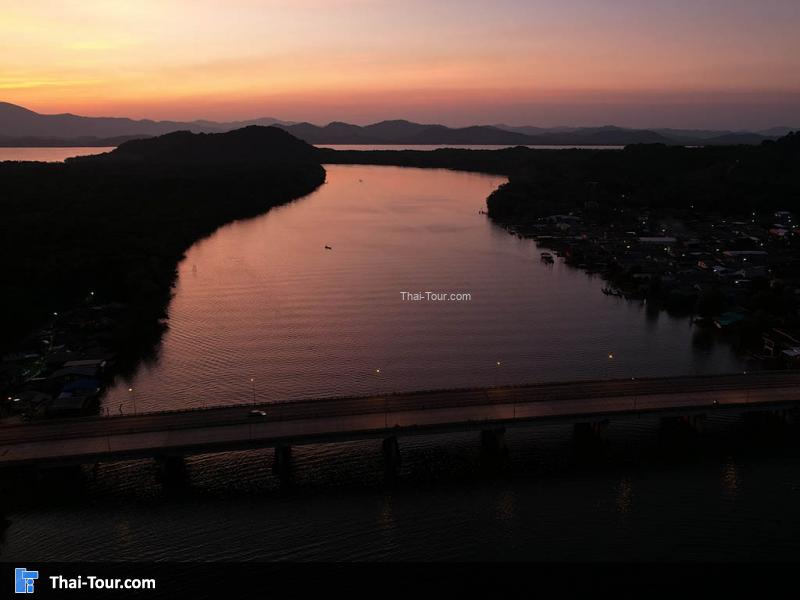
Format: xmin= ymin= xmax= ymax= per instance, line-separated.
xmin=1 ymin=372 xmax=799 ymax=467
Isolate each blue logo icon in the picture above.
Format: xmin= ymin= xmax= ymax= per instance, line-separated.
xmin=15 ymin=568 xmax=38 ymax=594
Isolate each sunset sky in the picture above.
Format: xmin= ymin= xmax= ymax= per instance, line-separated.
xmin=2 ymin=0 xmax=799 ymax=128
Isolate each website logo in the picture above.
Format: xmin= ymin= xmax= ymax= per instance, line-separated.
xmin=15 ymin=568 xmax=39 ymax=594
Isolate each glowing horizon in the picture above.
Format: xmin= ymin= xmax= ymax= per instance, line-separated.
xmin=2 ymin=0 xmax=799 ymax=128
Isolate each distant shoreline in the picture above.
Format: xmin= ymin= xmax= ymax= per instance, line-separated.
xmin=0 ymin=141 xmax=627 ymax=150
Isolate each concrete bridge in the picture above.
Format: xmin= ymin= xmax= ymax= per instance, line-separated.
xmin=1 ymin=371 xmax=799 ymax=477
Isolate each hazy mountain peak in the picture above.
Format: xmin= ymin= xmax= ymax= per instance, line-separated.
xmin=0 ymin=102 xmax=794 ymax=147
xmin=0 ymin=101 xmax=38 ymax=116
xmin=370 ymin=119 xmax=419 ymax=126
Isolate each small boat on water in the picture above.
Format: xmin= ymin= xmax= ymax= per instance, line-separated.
xmin=324 ymin=245 xmax=332 ymax=250
xmin=540 ymin=252 xmax=554 ymax=263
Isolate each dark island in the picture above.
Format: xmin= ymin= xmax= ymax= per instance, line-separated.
xmin=0 ymin=127 xmax=325 ymax=416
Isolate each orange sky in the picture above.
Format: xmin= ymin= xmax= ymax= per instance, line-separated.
xmin=2 ymin=0 xmax=799 ymax=127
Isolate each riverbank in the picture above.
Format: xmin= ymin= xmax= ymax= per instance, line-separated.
xmin=320 ymin=136 xmax=800 ymax=363
xmin=486 ymin=134 xmax=800 ymax=362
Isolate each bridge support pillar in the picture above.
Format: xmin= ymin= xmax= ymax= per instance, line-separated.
xmin=659 ymin=414 xmax=704 ymax=452
xmin=573 ymin=420 xmax=609 ymax=446
xmin=742 ymin=409 xmax=793 ymax=443
xmin=745 ymin=408 xmax=794 ymax=425
xmin=272 ymin=444 xmax=293 ymax=481
xmin=155 ymin=454 xmax=187 ymax=489
xmin=481 ymin=427 xmax=508 ymax=467
xmin=661 ymin=414 xmax=704 ymax=433
xmin=382 ymin=436 xmax=402 ymax=479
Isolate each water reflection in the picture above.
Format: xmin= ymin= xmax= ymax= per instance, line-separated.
xmin=0 ymin=147 xmax=113 ymax=162
xmin=495 ymin=488 xmax=518 ymax=522
xmin=105 ymin=165 xmax=744 ymax=412
xmin=721 ymin=457 xmax=741 ymax=501
xmin=614 ymin=477 xmax=635 ymax=516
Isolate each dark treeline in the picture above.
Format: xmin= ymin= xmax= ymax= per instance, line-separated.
xmin=319 ymin=134 xmax=800 ymax=218
xmin=317 ymin=146 xmax=533 ymax=175
xmin=0 ymin=127 xmax=325 ymax=359
xmin=486 ymin=133 xmax=800 ymax=220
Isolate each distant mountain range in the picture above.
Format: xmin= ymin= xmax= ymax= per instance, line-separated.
xmin=0 ymin=102 xmax=795 ymax=147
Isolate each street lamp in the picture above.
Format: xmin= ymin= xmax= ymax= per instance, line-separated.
xmin=495 ymin=361 xmax=501 ymax=387
xmin=375 ymin=368 xmax=381 ymax=395
xmin=250 ymin=377 xmax=256 ymax=406
xmin=606 ymin=353 xmax=614 ymax=379
xmin=128 ymin=387 xmax=136 ymax=414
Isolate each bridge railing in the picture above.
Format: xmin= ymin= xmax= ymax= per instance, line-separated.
xmin=4 ymin=369 xmax=797 ymax=428
xmin=97 ymin=369 xmax=794 ymax=418
xmin=2 ymin=371 xmax=799 ymax=447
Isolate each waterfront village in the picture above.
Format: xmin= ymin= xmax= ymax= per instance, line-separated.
xmin=0 ymin=299 xmax=127 ymax=423
xmin=505 ymin=203 xmax=800 ymax=368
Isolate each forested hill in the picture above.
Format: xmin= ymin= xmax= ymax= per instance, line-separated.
xmin=74 ymin=125 xmax=319 ymax=165
xmin=486 ymin=132 xmax=800 ymax=220
xmin=0 ymin=127 xmax=326 ymax=358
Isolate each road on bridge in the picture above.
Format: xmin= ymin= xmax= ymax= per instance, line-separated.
xmin=1 ymin=371 xmax=799 ymax=466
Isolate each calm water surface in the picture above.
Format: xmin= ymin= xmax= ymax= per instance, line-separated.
xmin=0 ymin=147 xmax=113 ymax=162
xmin=105 ymin=165 xmax=741 ymax=411
xmin=8 ymin=164 xmax=795 ymax=564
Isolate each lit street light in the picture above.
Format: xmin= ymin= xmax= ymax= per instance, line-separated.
xmin=128 ymin=387 xmax=136 ymax=414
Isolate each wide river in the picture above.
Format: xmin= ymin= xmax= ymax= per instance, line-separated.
xmin=8 ymin=164 xmax=800 ymax=563
xmin=103 ymin=165 xmax=742 ymax=412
